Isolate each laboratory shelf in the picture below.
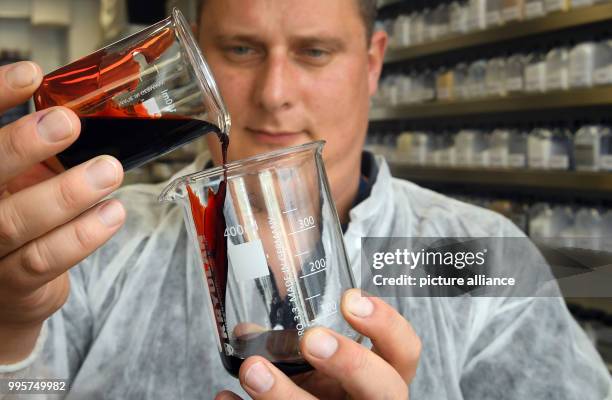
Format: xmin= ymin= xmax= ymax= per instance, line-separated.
xmin=369 ymin=86 xmax=612 ymax=121
xmin=384 ymin=3 xmax=612 ymax=63
xmin=388 ymin=163 xmax=612 ymax=198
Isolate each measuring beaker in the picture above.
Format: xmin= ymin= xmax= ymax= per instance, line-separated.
xmin=34 ymin=8 xmax=229 ymax=172
xmin=159 ymin=141 xmax=359 ymax=377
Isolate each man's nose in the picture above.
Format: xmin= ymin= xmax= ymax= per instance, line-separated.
xmin=253 ymin=53 xmax=295 ymax=113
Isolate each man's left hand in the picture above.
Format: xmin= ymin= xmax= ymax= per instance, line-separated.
xmin=215 ymin=289 xmax=421 ymax=400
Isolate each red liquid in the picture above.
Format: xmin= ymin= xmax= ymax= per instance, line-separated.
xmin=32 ymin=26 xmax=223 ymax=171
xmin=187 ymin=144 xmax=312 ymax=377
xmin=50 ymin=116 xmax=220 ymax=171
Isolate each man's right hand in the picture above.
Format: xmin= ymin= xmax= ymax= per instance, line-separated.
xmin=0 ymin=61 xmax=126 ymax=364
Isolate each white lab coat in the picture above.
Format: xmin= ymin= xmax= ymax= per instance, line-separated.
xmin=2 ymin=152 xmax=610 ymax=399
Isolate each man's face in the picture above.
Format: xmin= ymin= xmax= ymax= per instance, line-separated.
xmin=198 ymin=0 xmax=386 ymax=173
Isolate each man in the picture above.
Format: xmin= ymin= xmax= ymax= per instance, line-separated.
xmin=0 ymin=0 xmax=610 ymax=399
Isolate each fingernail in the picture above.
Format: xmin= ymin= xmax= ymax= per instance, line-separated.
xmin=98 ymin=201 xmax=124 ymax=228
xmin=86 ymin=157 xmax=120 ymax=190
xmin=6 ymin=62 xmax=38 ymax=89
xmin=305 ymin=329 xmax=338 ymax=359
xmin=38 ymin=109 xmax=74 ymax=143
xmin=346 ymin=291 xmax=374 ymax=318
xmin=244 ymin=361 xmax=274 ymax=394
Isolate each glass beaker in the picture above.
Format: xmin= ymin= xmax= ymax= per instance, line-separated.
xmin=159 ymin=141 xmax=359 ymax=377
xmin=33 ymin=8 xmax=229 ymax=172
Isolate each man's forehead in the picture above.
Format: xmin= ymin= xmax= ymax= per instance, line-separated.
xmin=200 ymin=0 xmax=363 ymax=37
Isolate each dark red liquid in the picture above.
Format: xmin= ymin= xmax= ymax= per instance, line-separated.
xmin=32 ymin=24 xmax=223 ymax=171
xmin=222 ymin=330 xmax=312 ymax=378
xmin=51 ymin=116 xmax=221 ymax=171
xmin=187 ymin=144 xmax=313 ymax=377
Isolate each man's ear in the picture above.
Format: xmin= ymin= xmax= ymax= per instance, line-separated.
xmin=367 ymin=30 xmax=388 ymax=97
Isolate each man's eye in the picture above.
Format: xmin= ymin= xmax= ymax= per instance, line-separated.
xmin=229 ymin=46 xmax=254 ymax=56
xmin=303 ymin=48 xmax=327 ymax=58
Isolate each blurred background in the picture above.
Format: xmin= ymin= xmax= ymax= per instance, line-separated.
xmin=2 ymin=0 xmax=612 ymax=372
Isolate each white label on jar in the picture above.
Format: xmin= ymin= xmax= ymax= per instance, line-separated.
xmin=503 ymin=6 xmax=522 ymax=21
xmin=571 ymin=0 xmax=592 ymax=7
xmin=600 ymin=155 xmax=612 ymax=170
xmin=526 ymin=75 xmax=545 ymax=91
xmin=437 ymin=87 xmax=451 ymax=100
xmin=488 ymin=82 xmax=503 ymax=96
xmin=546 ymin=71 xmax=567 ymax=90
xmin=473 ymin=151 xmax=489 ymax=166
xmin=439 ymin=151 xmax=451 ymax=166
xmin=490 ymin=150 xmax=508 ymax=167
xmin=426 ymin=153 xmax=437 ymax=166
xmin=410 ymin=149 xmax=426 ymax=165
xmin=506 ymin=77 xmax=524 ymax=91
xmin=526 ymin=64 xmax=546 ymax=91
xmin=529 ymin=156 xmax=546 ymax=169
xmin=545 ymin=0 xmax=565 ymax=11
xmin=509 ymin=154 xmax=526 ymax=167
xmin=451 ymin=17 xmax=466 ymax=33
xmin=457 ymin=153 xmax=472 ymax=166
xmin=486 ymin=11 xmax=502 ymax=26
xmin=575 ymin=143 xmax=597 ymax=168
xmin=526 ymin=2 xmax=545 ymax=17
xmin=570 ymin=72 xmax=591 ymax=88
xmin=550 ymin=155 xmax=569 ymax=169
xmin=594 ymin=66 xmax=612 ymax=85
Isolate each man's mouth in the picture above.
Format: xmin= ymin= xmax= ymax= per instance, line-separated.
xmin=246 ymin=128 xmax=306 ymax=145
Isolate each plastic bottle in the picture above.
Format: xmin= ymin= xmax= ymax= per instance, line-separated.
xmin=421 ymin=69 xmax=437 ymax=102
xmin=545 ymin=46 xmax=570 ymax=91
xmin=468 ymin=0 xmax=488 ymax=31
xmin=574 ymin=125 xmax=602 ymax=171
xmin=422 ymin=8 xmax=434 ymax=43
xmin=571 ymin=0 xmax=595 ymax=7
xmin=432 ymin=4 xmax=451 ymax=40
xmin=436 ymin=68 xmax=455 ymax=101
xmin=409 ymin=132 xmax=431 ymax=165
xmin=490 ymin=129 xmax=511 ymax=167
xmin=467 ymin=60 xmax=488 ymax=98
xmin=529 ymin=203 xmax=555 ymax=237
xmin=396 ymin=132 xmax=413 ymax=164
xmin=503 ymin=0 xmax=525 ymax=22
xmin=593 ymin=40 xmax=612 ymax=86
xmin=393 ymin=15 xmax=412 ymax=48
xmin=525 ymin=51 xmax=547 ymax=92
xmin=450 ymin=1 xmax=470 ymax=34
xmin=525 ymin=0 xmax=547 ymax=17
xmin=438 ymin=131 xmax=457 ymax=166
xmin=473 ymin=130 xmax=492 ymax=166
xmin=487 ymin=0 xmax=505 ymax=26
xmin=545 ymin=0 xmax=570 ymax=12
xmin=572 ymin=207 xmax=603 ymax=251
xmin=550 ymin=128 xmax=573 ymax=170
xmin=456 ymin=130 xmax=478 ymax=166
xmin=397 ymin=73 xmax=413 ymax=105
xmin=454 ymin=63 xmax=470 ymax=99
xmin=528 ymin=128 xmax=552 ymax=169
xmin=410 ymin=12 xmax=425 ymax=45
xmin=598 ymin=125 xmax=612 ymax=171
xmin=486 ymin=57 xmax=508 ymax=97
xmin=508 ymin=130 xmax=529 ymax=168
xmin=568 ymin=42 xmax=611 ymax=88
xmin=505 ymin=54 xmax=527 ymax=93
